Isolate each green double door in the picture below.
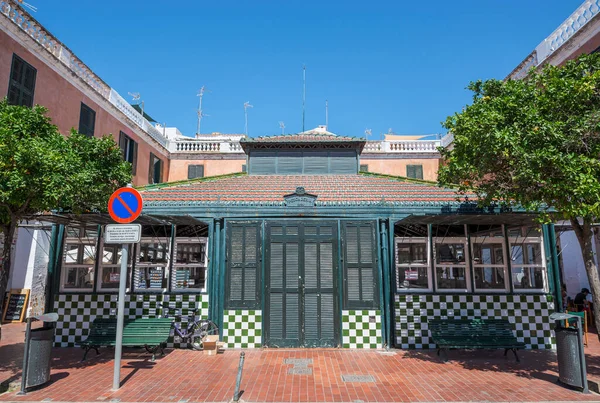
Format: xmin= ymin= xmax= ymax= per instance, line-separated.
xmin=265 ymin=221 xmax=339 ymax=347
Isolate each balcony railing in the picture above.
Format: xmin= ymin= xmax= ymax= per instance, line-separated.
xmin=0 ymin=1 xmax=169 ymax=147
xmin=537 ymin=0 xmax=600 ymax=64
xmin=169 ymin=139 xmax=246 ymax=153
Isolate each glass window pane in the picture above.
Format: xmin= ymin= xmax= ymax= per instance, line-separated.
xmin=101 ymin=267 xmax=121 ymax=289
xmin=436 ymin=266 xmax=467 ymax=289
xmin=136 ymin=267 xmax=166 ymax=289
xmin=396 ymin=243 xmax=427 ymax=264
xmin=513 ymin=266 xmax=545 ymax=289
xmin=64 ymin=244 xmax=80 ymax=264
xmin=176 ymin=243 xmax=206 ymax=264
xmin=511 ymin=243 xmax=542 ymax=265
xmin=507 ymin=225 xmax=542 ymax=238
xmin=63 ymin=267 xmax=94 ymax=289
xmin=474 ymin=267 xmax=506 ymax=289
xmin=102 ymin=245 xmax=134 ymax=265
xmin=397 ymin=266 xmax=429 ymax=290
xmin=173 ymin=267 xmax=206 ymax=290
xmin=473 ymin=244 xmax=504 ymax=265
xmin=435 ymin=243 xmax=466 ymax=264
xmin=139 ymin=242 xmax=169 ymax=263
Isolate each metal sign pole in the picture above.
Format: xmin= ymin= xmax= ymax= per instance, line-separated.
xmin=17 ymin=317 xmax=32 ymax=395
xmin=112 ymin=244 xmax=129 ymax=391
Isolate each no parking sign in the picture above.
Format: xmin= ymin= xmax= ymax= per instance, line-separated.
xmin=107 ymin=187 xmax=143 ymax=224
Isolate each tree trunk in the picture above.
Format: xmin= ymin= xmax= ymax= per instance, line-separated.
xmin=0 ymin=220 xmax=17 ymax=341
xmin=570 ymin=217 xmax=600 ymax=340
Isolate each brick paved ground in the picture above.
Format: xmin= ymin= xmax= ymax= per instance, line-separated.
xmin=2 ymin=322 xmax=600 ymax=402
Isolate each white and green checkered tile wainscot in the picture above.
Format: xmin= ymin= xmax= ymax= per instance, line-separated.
xmin=342 ymin=310 xmax=382 ymax=349
xmin=394 ymin=294 xmax=556 ymax=350
xmin=222 ymin=310 xmax=262 ymax=349
xmin=53 ymin=293 xmax=209 ymax=348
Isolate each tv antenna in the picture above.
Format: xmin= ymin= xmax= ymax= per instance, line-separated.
xmin=17 ymin=0 xmax=37 ymax=12
xmin=302 ymin=65 xmax=306 ymax=132
xmin=279 ymin=121 xmax=285 ymax=135
xmin=196 ymin=86 xmax=210 ymax=138
xmin=325 ymin=99 xmax=328 ymax=129
xmin=128 ymin=92 xmax=144 ymax=122
xmin=244 ymin=101 xmax=253 ymax=136
xmin=365 ymin=128 xmax=372 ymax=140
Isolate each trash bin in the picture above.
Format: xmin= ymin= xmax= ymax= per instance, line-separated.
xmin=25 ymin=326 xmax=54 ymax=388
xmin=18 ymin=312 xmax=59 ymax=395
xmin=550 ymin=312 xmax=588 ymax=393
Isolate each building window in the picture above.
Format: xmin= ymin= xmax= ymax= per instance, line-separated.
xmin=98 ymin=239 xmax=133 ymax=292
xmin=508 ymin=226 xmax=546 ymax=291
xmin=78 ymin=103 xmax=96 ymax=137
xmin=406 ymin=164 xmax=423 ymax=179
xmin=8 ymin=54 xmax=36 ymax=108
xmin=432 ymin=225 xmax=469 ymax=292
xmin=61 ymin=226 xmax=98 ymax=291
xmin=242 ymin=164 xmax=247 ymax=173
xmin=119 ymin=132 xmax=137 ymax=175
xmin=395 ymin=237 xmax=431 ymax=291
xmin=188 ymin=164 xmax=204 ymax=179
xmin=226 ymin=222 xmax=261 ymax=309
xmin=343 ymin=221 xmax=379 ymax=309
xmin=172 ymin=237 xmax=208 ymax=291
xmin=134 ymin=237 xmax=170 ymax=291
xmin=470 ymin=225 xmax=508 ymax=292
xmin=148 ymin=153 xmax=163 ymax=184
xmin=359 ymin=164 xmax=369 ymax=172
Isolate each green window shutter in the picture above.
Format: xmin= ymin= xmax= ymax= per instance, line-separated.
xmin=250 ymin=151 xmax=276 ymax=175
xmin=188 ymin=165 xmax=205 ymax=179
xmin=343 ymin=221 xmax=379 ymax=309
xmin=303 ymin=151 xmax=328 ymax=174
xmin=359 ymin=164 xmax=368 ymax=172
xmin=329 ymin=151 xmax=356 ymax=174
xmin=119 ymin=131 xmax=127 ymax=159
xmin=7 ymin=54 xmax=36 ymax=107
xmin=148 ymin=152 xmax=155 ymax=184
xmin=78 ymin=103 xmax=96 ymax=137
xmin=278 ymin=151 xmax=303 ymax=174
xmin=226 ymin=222 xmax=261 ymax=309
xmin=131 ymin=141 xmax=138 ymax=175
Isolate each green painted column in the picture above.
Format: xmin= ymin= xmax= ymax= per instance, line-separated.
xmin=378 ymin=219 xmax=391 ymax=349
xmin=546 ymin=224 xmax=563 ymax=311
xmin=213 ymin=219 xmax=223 ymax=334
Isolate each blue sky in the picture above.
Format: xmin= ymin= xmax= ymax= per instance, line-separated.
xmin=38 ymin=1 xmax=580 ymax=139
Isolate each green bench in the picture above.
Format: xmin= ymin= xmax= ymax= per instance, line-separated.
xmin=80 ymin=317 xmax=173 ymax=361
xmin=428 ymin=318 xmax=526 ymax=362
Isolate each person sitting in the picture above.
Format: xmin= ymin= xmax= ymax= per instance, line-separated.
xmin=574 ymin=288 xmax=591 ymax=312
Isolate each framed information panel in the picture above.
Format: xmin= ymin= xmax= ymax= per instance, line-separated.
xmin=2 ymin=288 xmax=30 ymax=323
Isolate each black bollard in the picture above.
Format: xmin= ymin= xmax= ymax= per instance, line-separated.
xmin=233 ymin=352 xmax=245 ymax=402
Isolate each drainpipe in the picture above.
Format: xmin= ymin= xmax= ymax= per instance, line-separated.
xmin=379 ymin=219 xmax=390 ymax=349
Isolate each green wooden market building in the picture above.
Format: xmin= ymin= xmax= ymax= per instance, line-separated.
xmin=46 ymin=131 xmax=560 ymax=350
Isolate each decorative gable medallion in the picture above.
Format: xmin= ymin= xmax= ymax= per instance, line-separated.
xmin=284 ymin=187 xmax=317 ymax=207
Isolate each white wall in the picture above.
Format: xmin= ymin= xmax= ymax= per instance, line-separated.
xmin=559 ymin=229 xmax=599 ymax=299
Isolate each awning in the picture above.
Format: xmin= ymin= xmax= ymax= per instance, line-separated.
xmin=29 ymin=213 xmax=209 ymax=227
xmin=131 ymin=104 xmax=157 ymax=123
xmin=396 ymin=213 xmax=540 ymax=226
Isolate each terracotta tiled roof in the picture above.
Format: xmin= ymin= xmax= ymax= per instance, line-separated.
xmin=141 ymin=174 xmax=462 ymax=206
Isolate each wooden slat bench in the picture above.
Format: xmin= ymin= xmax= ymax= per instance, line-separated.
xmin=428 ymin=318 xmax=526 ymax=362
xmin=79 ymin=317 xmax=173 ymax=361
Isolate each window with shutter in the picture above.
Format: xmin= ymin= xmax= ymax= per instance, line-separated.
xmin=226 ymin=222 xmax=261 ymax=309
xmin=188 ymin=165 xmax=205 ymax=179
xmin=119 ymin=132 xmax=137 ymax=175
xmin=359 ymin=164 xmax=369 ymax=172
xmin=342 ymin=221 xmax=379 ymax=309
xmin=329 ymin=150 xmax=357 ymax=174
xmin=78 ymin=103 xmax=96 ymax=137
xmin=7 ymin=54 xmax=36 ymax=108
xmin=148 ymin=153 xmax=163 ymax=184
xmin=406 ymin=164 xmax=423 ymax=179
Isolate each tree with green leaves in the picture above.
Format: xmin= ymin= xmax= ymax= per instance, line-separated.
xmin=439 ymin=53 xmax=600 ymax=334
xmin=0 ymin=100 xmax=131 ymax=336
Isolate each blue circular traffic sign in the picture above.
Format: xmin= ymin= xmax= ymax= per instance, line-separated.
xmin=108 ymin=187 xmax=143 ymax=224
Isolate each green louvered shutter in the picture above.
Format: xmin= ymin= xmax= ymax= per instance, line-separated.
xmin=303 ymin=151 xmax=329 ymax=174
xmin=407 ymin=164 xmax=423 ymax=179
xmin=343 ymin=221 xmax=379 ymax=309
xmin=226 ymin=222 xmax=261 ymax=309
xmin=250 ymin=151 xmax=277 ymax=175
xmin=278 ymin=151 xmax=303 ymax=174
xmin=329 ymin=151 xmax=357 ymax=174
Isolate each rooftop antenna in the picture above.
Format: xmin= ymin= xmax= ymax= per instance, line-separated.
xmin=128 ymin=92 xmax=144 ymax=122
xmin=17 ymin=0 xmax=37 ymax=12
xmin=365 ymin=128 xmax=372 ymax=140
xmin=196 ymin=86 xmax=210 ymax=138
xmin=244 ymin=101 xmax=253 ymax=136
xmin=325 ymin=99 xmax=328 ymax=130
xmin=279 ymin=121 xmax=285 ymax=135
xmin=302 ymin=65 xmax=306 ymax=132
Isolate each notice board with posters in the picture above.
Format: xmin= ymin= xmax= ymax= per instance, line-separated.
xmin=2 ymin=288 xmax=30 ymax=323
